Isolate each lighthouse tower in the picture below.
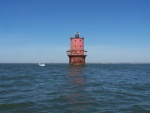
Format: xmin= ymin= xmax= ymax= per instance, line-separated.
xmin=66 ymin=32 xmax=87 ymax=65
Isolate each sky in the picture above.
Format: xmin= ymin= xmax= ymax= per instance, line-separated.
xmin=0 ymin=0 xmax=150 ymax=63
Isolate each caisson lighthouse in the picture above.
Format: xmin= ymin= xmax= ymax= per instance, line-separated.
xmin=66 ymin=32 xmax=87 ymax=65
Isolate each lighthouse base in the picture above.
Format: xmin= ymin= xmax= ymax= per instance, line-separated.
xmin=68 ymin=55 xmax=87 ymax=66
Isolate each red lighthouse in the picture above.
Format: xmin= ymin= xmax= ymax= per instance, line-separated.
xmin=66 ymin=32 xmax=87 ymax=65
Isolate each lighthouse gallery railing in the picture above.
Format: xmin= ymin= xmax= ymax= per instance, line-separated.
xmin=66 ymin=50 xmax=87 ymax=55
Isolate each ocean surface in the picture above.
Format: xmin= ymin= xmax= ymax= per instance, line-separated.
xmin=0 ymin=63 xmax=150 ymax=113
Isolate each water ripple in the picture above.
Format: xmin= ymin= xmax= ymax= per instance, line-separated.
xmin=0 ymin=64 xmax=150 ymax=112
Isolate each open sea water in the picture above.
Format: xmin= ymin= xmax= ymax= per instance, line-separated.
xmin=0 ymin=63 xmax=150 ymax=113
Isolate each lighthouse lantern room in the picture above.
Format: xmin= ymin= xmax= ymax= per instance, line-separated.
xmin=66 ymin=32 xmax=87 ymax=65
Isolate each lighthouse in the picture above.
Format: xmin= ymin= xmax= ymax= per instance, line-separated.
xmin=66 ymin=32 xmax=87 ymax=65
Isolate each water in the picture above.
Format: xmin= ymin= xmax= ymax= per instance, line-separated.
xmin=0 ymin=63 xmax=150 ymax=113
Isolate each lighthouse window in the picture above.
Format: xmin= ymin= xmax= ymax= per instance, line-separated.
xmin=75 ymin=45 xmax=76 ymax=47
xmin=75 ymin=40 xmax=76 ymax=42
xmin=80 ymin=45 xmax=81 ymax=47
xmin=80 ymin=40 xmax=81 ymax=42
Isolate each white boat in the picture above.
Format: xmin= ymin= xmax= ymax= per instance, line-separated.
xmin=39 ymin=63 xmax=45 ymax=66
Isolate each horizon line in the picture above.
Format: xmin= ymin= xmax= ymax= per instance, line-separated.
xmin=0 ymin=62 xmax=150 ymax=64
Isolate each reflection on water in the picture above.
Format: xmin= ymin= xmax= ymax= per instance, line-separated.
xmin=66 ymin=66 xmax=89 ymax=112
xmin=68 ymin=66 xmax=85 ymax=85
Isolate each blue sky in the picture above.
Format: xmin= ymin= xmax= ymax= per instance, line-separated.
xmin=0 ymin=0 xmax=150 ymax=63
